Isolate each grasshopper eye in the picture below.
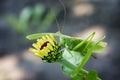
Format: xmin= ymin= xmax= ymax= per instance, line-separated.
xmin=29 ymin=34 xmax=62 ymax=63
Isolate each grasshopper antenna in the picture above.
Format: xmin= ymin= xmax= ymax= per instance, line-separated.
xmin=56 ymin=17 xmax=61 ymax=32
xmin=56 ymin=0 xmax=66 ymax=33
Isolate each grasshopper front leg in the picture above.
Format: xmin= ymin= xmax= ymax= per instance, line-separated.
xmin=71 ymin=32 xmax=104 ymax=80
xmin=73 ymin=32 xmax=95 ymax=51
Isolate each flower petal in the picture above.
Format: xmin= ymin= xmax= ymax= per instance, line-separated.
xmin=34 ymin=53 xmax=44 ymax=58
xmin=47 ymin=44 xmax=54 ymax=51
xmin=32 ymin=43 xmax=39 ymax=49
xmin=42 ymin=36 xmax=47 ymax=41
xmin=49 ymin=34 xmax=54 ymax=40
xmin=37 ymin=39 xmax=44 ymax=46
xmin=29 ymin=48 xmax=37 ymax=53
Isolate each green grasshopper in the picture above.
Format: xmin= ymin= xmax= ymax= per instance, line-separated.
xmin=26 ymin=31 xmax=107 ymax=80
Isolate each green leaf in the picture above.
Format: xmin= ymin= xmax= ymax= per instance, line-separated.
xmin=61 ymin=64 xmax=73 ymax=76
xmin=32 ymin=4 xmax=45 ymax=22
xmin=18 ymin=7 xmax=32 ymax=32
xmin=5 ymin=15 xmax=18 ymax=31
xmin=39 ymin=8 xmax=59 ymax=31
xmin=87 ymin=70 xmax=100 ymax=80
xmin=61 ymin=49 xmax=84 ymax=77
xmin=19 ymin=7 xmax=32 ymax=22
xmin=62 ymin=49 xmax=84 ymax=66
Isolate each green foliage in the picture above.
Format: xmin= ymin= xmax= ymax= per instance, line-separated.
xmin=5 ymin=4 xmax=59 ymax=34
xmin=32 ymin=4 xmax=45 ymax=22
xmin=87 ymin=70 xmax=99 ymax=80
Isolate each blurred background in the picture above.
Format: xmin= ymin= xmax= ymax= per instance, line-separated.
xmin=0 ymin=0 xmax=120 ymax=80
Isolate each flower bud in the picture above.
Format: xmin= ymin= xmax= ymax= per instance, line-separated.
xmin=29 ymin=34 xmax=62 ymax=63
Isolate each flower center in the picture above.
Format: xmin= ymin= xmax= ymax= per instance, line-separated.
xmin=40 ymin=41 xmax=49 ymax=50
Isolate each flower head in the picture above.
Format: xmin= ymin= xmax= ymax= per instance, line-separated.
xmin=29 ymin=34 xmax=62 ymax=63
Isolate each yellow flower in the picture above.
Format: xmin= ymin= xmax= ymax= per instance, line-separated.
xmin=29 ymin=34 xmax=62 ymax=63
